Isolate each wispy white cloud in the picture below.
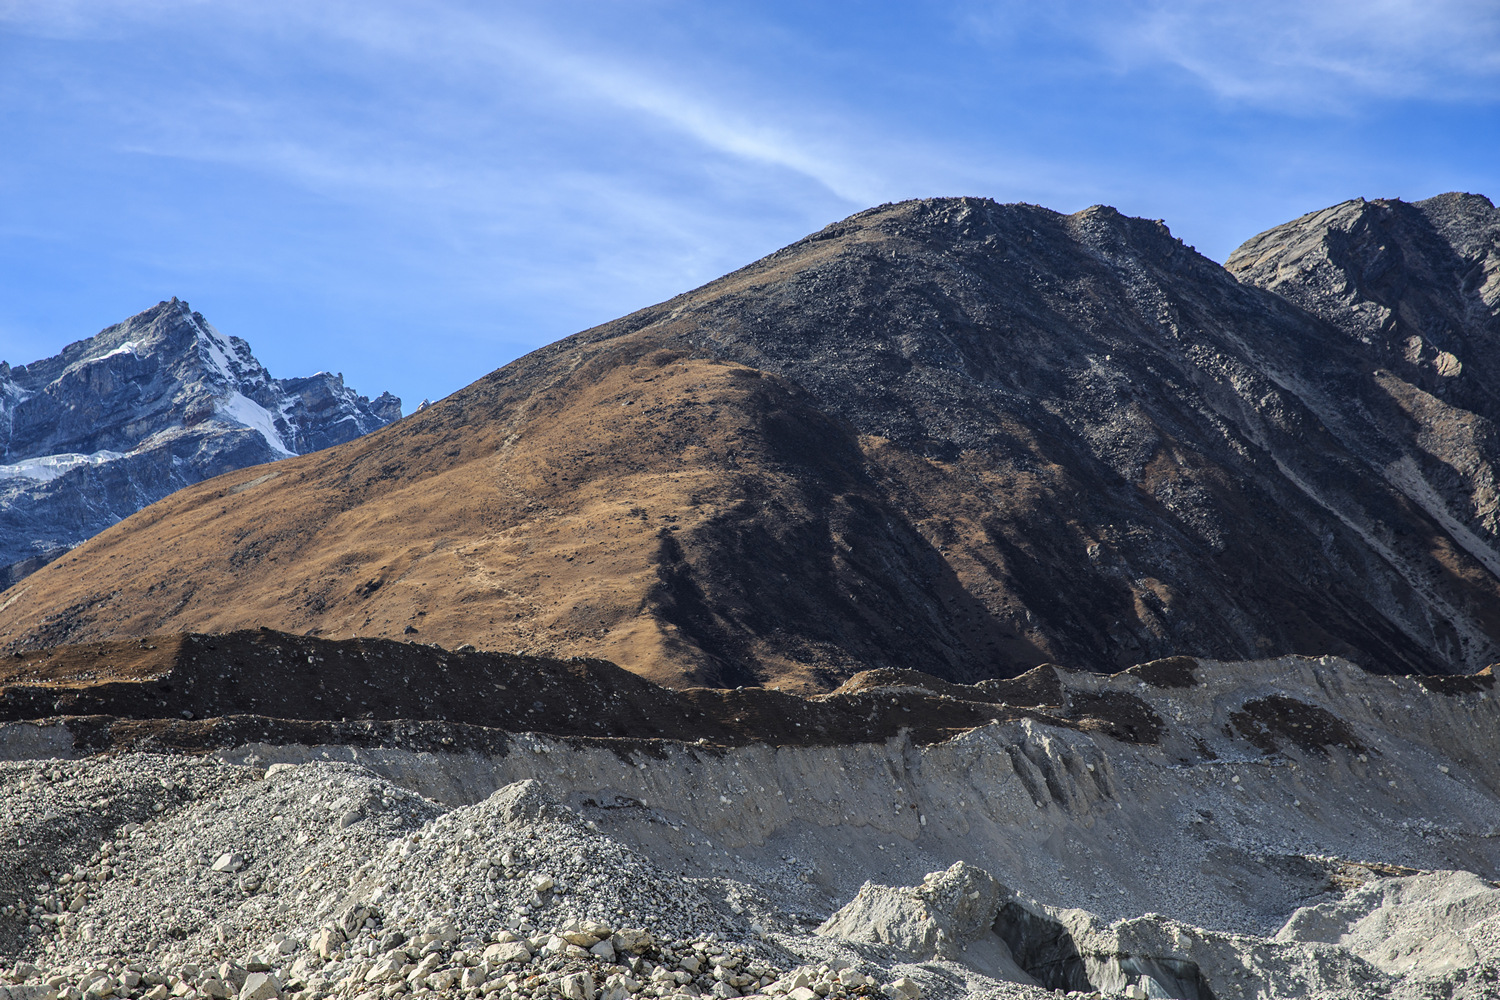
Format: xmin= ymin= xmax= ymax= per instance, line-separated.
xmin=8 ymin=0 xmax=1081 ymax=213
xmin=0 ymin=3 xmax=844 ymax=290
xmin=4 ymin=1 xmax=885 ymax=205
xmin=968 ymin=0 xmax=1500 ymax=109
xmin=1124 ymin=0 xmax=1500 ymax=105
xmin=307 ymin=4 xmax=890 ymax=204
xmin=14 ymin=0 xmax=1487 ymax=404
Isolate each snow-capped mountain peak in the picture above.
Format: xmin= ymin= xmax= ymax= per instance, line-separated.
xmin=0 ymin=298 xmax=400 ymax=585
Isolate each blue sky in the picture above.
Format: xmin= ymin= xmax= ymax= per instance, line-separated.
xmin=2 ymin=1 xmax=1497 ymax=409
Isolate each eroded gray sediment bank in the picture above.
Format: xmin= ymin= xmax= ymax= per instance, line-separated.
xmin=196 ymin=656 xmax=1500 ymax=934
xmin=2 ymin=655 xmax=1499 ymax=999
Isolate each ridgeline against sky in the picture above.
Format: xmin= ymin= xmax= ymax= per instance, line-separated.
xmin=8 ymin=194 xmax=1498 ymax=689
xmin=1 ymin=1 xmax=1497 ymax=408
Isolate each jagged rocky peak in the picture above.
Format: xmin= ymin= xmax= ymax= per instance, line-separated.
xmin=793 ymin=196 xmax=1203 ymax=276
xmin=1227 ymin=193 xmax=1500 ymax=575
xmin=0 ymin=299 xmax=400 ymax=587
xmin=1 ymin=298 xmax=399 ymax=462
xmin=1227 ymin=193 xmax=1500 ymax=406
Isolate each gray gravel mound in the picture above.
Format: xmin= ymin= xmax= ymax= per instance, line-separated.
xmin=5 ymin=752 xmax=1498 ymax=999
xmin=9 ymin=760 xmax=756 ymax=974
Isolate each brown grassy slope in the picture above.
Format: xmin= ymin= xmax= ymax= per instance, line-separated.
xmin=0 ymin=341 xmax=1028 ymax=690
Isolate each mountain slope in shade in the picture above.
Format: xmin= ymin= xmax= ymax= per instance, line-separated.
xmin=2 ymin=198 xmax=1498 ymax=689
xmin=0 ymin=299 xmax=400 ymax=586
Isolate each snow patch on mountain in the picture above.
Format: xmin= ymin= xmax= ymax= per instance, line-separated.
xmin=0 ymin=450 xmax=127 ymax=483
xmin=215 ymin=391 xmax=293 ymax=456
xmin=188 ymin=308 xmax=252 ymax=385
xmin=97 ymin=340 xmax=139 ymax=361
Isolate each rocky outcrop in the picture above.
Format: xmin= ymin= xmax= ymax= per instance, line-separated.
xmin=1227 ymin=193 xmax=1500 ymax=595
xmin=0 ymin=299 xmax=399 ymax=586
xmin=1275 ymin=869 xmax=1500 ymax=978
xmin=817 ymin=862 xmax=1010 ymax=961
xmin=818 ymin=862 xmax=1500 ymax=999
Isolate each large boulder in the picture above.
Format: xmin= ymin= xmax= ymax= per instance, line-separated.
xmin=1276 ymin=870 xmax=1500 ymax=978
xmin=817 ymin=862 xmax=1033 ymax=985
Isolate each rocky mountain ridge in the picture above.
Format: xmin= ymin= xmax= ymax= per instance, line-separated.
xmin=2 ymin=195 xmax=1498 ymax=690
xmin=1226 ymin=192 xmax=1500 ymax=578
xmin=0 ymin=299 xmax=400 ymax=586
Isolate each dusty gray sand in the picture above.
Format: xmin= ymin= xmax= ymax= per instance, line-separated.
xmin=4 ymin=654 xmax=1500 ymax=999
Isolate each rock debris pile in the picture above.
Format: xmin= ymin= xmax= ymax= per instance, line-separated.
xmin=0 ymin=759 xmax=941 ymax=1000
xmin=3 ymin=648 xmax=1500 ymax=998
xmin=4 ymin=748 xmax=1500 ymax=1000
xmin=816 ymin=862 xmax=1500 ymax=998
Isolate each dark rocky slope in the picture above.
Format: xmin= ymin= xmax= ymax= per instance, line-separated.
xmin=1227 ymin=193 xmax=1500 ymax=587
xmin=0 ymin=299 xmax=400 ymax=586
xmin=2 ymin=197 xmax=1498 ymax=687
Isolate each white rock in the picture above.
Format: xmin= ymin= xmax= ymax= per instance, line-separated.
xmin=425 ymin=970 xmax=460 ymax=992
xmin=310 ymin=928 xmax=343 ymax=960
xmin=236 ymin=974 xmax=279 ymax=1000
xmin=0 ymin=988 xmax=57 ymax=1000
xmin=779 ymin=970 xmax=812 ymax=991
xmin=482 ymin=942 xmax=531 ymax=965
xmin=886 ymin=977 xmax=921 ymax=999
xmin=361 ymin=959 xmax=403 ymax=984
xmin=266 ymin=937 xmax=299 ymax=958
xmin=406 ymin=956 xmax=441 ymax=983
xmin=211 ymin=851 xmax=246 ymax=875
xmin=559 ymin=972 xmax=595 ymax=1000
xmin=211 ymin=854 xmax=245 ymax=874
xmin=610 ymin=929 xmax=653 ymax=955
xmin=559 ymin=926 xmax=598 ymax=947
